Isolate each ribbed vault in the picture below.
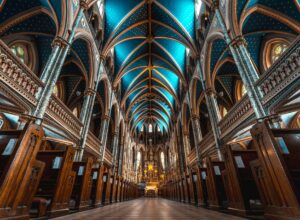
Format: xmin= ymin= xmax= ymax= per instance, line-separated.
xmin=102 ymin=0 xmax=196 ymax=136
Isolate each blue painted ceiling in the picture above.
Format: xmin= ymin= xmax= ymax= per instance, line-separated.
xmin=104 ymin=0 xmax=196 ymax=135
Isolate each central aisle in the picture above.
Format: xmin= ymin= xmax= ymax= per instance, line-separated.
xmin=53 ymin=198 xmax=247 ymax=220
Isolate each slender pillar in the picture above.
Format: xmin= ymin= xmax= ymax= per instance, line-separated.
xmin=118 ymin=138 xmax=125 ymax=177
xmin=213 ymin=1 xmax=267 ymax=119
xmin=175 ymin=128 xmax=185 ymax=175
xmin=111 ymin=129 xmax=119 ymax=173
xmin=39 ymin=38 xmax=65 ymax=83
xmin=196 ymin=61 xmax=223 ymax=160
xmin=182 ymin=131 xmax=190 ymax=162
xmin=98 ymin=115 xmax=110 ymax=162
xmin=75 ymin=89 xmax=96 ymax=161
xmin=191 ymin=114 xmax=203 ymax=165
xmin=33 ymin=1 xmax=89 ymax=125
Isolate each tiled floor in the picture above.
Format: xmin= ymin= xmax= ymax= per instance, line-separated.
xmin=53 ymin=198 xmax=248 ymax=220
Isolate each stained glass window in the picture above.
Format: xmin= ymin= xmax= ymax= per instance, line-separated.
xmin=160 ymin=152 xmax=165 ymax=170
xmin=220 ymin=106 xmax=228 ymax=118
xmin=149 ymin=124 xmax=153 ymax=133
xmin=271 ymin=43 xmax=288 ymax=64
xmin=53 ymin=85 xmax=59 ymax=97
xmin=241 ymin=84 xmax=247 ymax=97
xmin=136 ymin=151 xmax=141 ymax=169
xmin=72 ymin=107 xmax=79 ymax=117
xmin=10 ymin=44 xmax=26 ymax=64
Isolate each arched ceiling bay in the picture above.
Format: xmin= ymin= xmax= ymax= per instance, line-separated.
xmin=103 ymin=0 xmax=196 ymax=136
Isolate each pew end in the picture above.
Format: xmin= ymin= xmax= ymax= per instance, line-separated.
xmin=222 ymin=145 xmax=264 ymax=217
xmin=0 ymin=122 xmax=44 ymax=220
xmin=251 ymin=120 xmax=300 ymax=220
xmin=69 ymin=158 xmax=93 ymax=211
xmin=31 ymin=138 xmax=76 ymax=218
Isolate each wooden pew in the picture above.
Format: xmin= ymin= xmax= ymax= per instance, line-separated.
xmin=182 ymin=175 xmax=189 ymax=203
xmin=116 ymin=176 xmax=122 ymax=202
xmin=0 ymin=123 xmax=45 ymax=220
xmin=69 ymin=158 xmax=93 ymax=210
xmin=187 ymin=169 xmax=196 ymax=205
xmin=191 ymin=170 xmax=198 ymax=206
xmin=105 ymin=169 xmax=113 ymax=204
xmin=196 ymin=167 xmax=208 ymax=207
xmin=175 ymin=180 xmax=180 ymax=201
xmin=110 ymin=173 xmax=118 ymax=203
xmin=250 ymin=119 xmax=300 ymax=220
xmin=222 ymin=145 xmax=263 ymax=216
xmin=90 ymin=163 xmax=105 ymax=207
xmin=120 ymin=179 xmax=125 ymax=201
xmin=31 ymin=139 xmax=76 ymax=218
xmin=101 ymin=167 xmax=112 ymax=205
xmin=206 ymin=157 xmax=227 ymax=210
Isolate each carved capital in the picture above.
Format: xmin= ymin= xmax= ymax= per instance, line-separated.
xmin=204 ymin=88 xmax=215 ymax=96
xmin=211 ymin=0 xmax=219 ymax=12
xmin=102 ymin=114 xmax=110 ymax=121
xmin=100 ymin=55 xmax=106 ymax=62
xmin=230 ymin=35 xmax=247 ymax=48
xmin=191 ymin=114 xmax=200 ymax=120
xmin=84 ymin=88 xmax=96 ymax=96
xmin=80 ymin=0 xmax=89 ymax=9
xmin=51 ymin=36 xmax=69 ymax=48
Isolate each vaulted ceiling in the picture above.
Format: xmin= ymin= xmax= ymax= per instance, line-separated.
xmin=102 ymin=0 xmax=197 ymax=136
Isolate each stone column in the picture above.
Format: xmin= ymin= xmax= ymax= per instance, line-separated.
xmin=182 ymin=131 xmax=190 ymax=162
xmin=118 ymin=137 xmax=125 ymax=177
xmin=74 ymin=89 xmax=96 ymax=161
xmin=98 ymin=115 xmax=110 ymax=162
xmin=33 ymin=1 xmax=89 ymax=125
xmin=191 ymin=115 xmax=203 ymax=163
xmin=213 ymin=1 xmax=267 ymax=119
xmin=111 ymin=129 xmax=119 ymax=173
xmin=39 ymin=37 xmax=65 ymax=83
xmin=196 ymin=61 xmax=223 ymax=160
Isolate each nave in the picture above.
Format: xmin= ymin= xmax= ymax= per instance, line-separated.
xmin=53 ymin=198 xmax=246 ymax=220
xmin=0 ymin=0 xmax=300 ymax=219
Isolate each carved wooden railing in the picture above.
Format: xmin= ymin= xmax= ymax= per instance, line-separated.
xmin=104 ymin=149 xmax=113 ymax=166
xmin=189 ymin=36 xmax=300 ymax=165
xmin=0 ymin=40 xmax=83 ymax=137
xmin=86 ymin=130 xmax=101 ymax=155
xmin=46 ymin=95 xmax=83 ymax=136
xmin=0 ymin=40 xmax=42 ymax=105
xmin=219 ymin=95 xmax=253 ymax=137
xmin=259 ymin=36 xmax=300 ymax=105
xmin=198 ymin=131 xmax=215 ymax=156
xmin=220 ymin=36 xmax=300 ymax=138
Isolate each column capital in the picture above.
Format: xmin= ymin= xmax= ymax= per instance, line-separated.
xmin=204 ymin=88 xmax=216 ymax=96
xmin=211 ymin=0 xmax=219 ymax=12
xmin=80 ymin=0 xmax=89 ymax=9
xmin=230 ymin=35 xmax=247 ymax=48
xmin=191 ymin=114 xmax=200 ymax=120
xmin=183 ymin=131 xmax=189 ymax=136
xmin=102 ymin=114 xmax=110 ymax=121
xmin=84 ymin=88 xmax=96 ymax=96
xmin=100 ymin=55 xmax=106 ymax=62
xmin=51 ymin=36 xmax=69 ymax=48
